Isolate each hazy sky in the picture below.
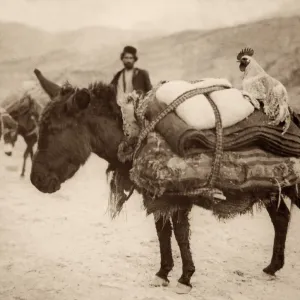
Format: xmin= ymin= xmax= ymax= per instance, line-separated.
xmin=0 ymin=0 xmax=297 ymax=32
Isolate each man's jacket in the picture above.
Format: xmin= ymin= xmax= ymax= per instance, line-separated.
xmin=110 ymin=68 xmax=152 ymax=95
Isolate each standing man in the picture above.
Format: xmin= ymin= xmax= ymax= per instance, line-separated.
xmin=110 ymin=45 xmax=152 ymax=137
xmin=111 ymin=45 xmax=152 ymax=97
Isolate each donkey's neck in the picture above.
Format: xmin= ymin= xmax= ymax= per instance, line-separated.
xmin=87 ymin=114 xmax=125 ymax=166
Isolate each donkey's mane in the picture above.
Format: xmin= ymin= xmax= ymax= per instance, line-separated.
xmin=59 ymin=80 xmax=115 ymax=100
xmin=60 ymin=81 xmax=75 ymax=96
xmin=40 ymin=80 xmax=123 ymax=132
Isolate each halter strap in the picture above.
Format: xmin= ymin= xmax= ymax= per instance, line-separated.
xmin=0 ymin=109 xmax=12 ymax=136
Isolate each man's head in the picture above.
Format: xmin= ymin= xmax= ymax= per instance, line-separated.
xmin=120 ymin=46 xmax=138 ymax=69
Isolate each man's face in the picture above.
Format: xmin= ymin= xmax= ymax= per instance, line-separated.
xmin=122 ymin=53 xmax=135 ymax=69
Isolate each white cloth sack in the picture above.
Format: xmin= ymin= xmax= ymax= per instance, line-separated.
xmin=155 ymin=79 xmax=254 ymax=130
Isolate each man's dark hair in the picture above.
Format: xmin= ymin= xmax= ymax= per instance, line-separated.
xmin=120 ymin=45 xmax=138 ymax=61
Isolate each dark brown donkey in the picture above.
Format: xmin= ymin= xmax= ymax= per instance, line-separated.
xmin=0 ymin=108 xmax=18 ymax=148
xmin=3 ymin=95 xmax=41 ymax=177
xmin=30 ymin=68 xmax=300 ymax=294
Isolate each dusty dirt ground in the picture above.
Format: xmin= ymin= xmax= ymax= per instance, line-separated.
xmin=0 ymin=140 xmax=300 ymax=300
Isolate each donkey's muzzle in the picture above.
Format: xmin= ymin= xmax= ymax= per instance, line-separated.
xmin=4 ymin=143 xmax=13 ymax=156
xmin=30 ymin=169 xmax=61 ymax=194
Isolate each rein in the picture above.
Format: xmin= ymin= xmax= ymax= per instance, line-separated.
xmin=0 ymin=110 xmax=5 ymax=136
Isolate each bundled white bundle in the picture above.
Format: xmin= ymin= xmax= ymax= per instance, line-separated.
xmin=156 ymin=79 xmax=255 ymax=130
xmin=1 ymin=79 xmax=51 ymax=111
xmin=21 ymin=80 xmax=51 ymax=108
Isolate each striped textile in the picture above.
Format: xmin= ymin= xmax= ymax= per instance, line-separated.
xmin=130 ymin=132 xmax=300 ymax=197
xmin=145 ymin=99 xmax=300 ymax=158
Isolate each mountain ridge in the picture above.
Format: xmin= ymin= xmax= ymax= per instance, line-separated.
xmin=0 ymin=16 xmax=299 ymax=108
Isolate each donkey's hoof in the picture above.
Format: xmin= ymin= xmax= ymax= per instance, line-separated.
xmin=174 ymin=282 xmax=192 ymax=294
xmin=20 ymin=174 xmax=25 ymax=178
xmin=150 ymin=275 xmax=169 ymax=287
xmin=263 ymin=266 xmax=276 ymax=276
xmin=262 ymin=271 xmax=277 ymax=281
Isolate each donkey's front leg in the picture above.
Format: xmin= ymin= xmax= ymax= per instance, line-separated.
xmin=172 ymin=208 xmax=195 ymax=294
xmin=151 ymin=215 xmax=174 ymax=287
xmin=29 ymin=146 xmax=34 ymax=161
xmin=263 ymin=197 xmax=290 ymax=275
xmin=21 ymin=146 xmax=30 ymax=177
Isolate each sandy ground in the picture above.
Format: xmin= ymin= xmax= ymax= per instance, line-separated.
xmin=0 ymin=139 xmax=300 ymax=300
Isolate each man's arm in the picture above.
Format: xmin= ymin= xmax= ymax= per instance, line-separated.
xmin=143 ymin=70 xmax=152 ymax=93
xmin=110 ymin=71 xmax=121 ymax=86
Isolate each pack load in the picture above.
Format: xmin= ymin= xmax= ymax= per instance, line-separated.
xmin=155 ymin=79 xmax=255 ymax=130
xmin=113 ymin=78 xmax=300 ymax=217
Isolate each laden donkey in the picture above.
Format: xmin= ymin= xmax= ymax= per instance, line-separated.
xmin=30 ymin=69 xmax=300 ymax=294
xmin=0 ymin=107 xmax=18 ymax=148
xmin=3 ymin=95 xmax=41 ymax=177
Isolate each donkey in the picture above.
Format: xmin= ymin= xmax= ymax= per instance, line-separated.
xmin=3 ymin=95 xmax=41 ymax=177
xmin=30 ymin=69 xmax=300 ymax=294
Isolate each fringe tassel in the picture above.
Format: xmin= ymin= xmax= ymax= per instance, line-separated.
xmin=107 ymin=167 xmax=135 ymax=219
xmin=274 ymin=178 xmax=283 ymax=211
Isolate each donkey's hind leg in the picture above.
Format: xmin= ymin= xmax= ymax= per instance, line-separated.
xmin=151 ymin=214 xmax=174 ymax=287
xmin=29 ymin=146 xmax=34 ymax=160
xmin=171 ymin=207 xmax=195 ymax=294
xmin=263 ymin=196 xmax=291 ymax=275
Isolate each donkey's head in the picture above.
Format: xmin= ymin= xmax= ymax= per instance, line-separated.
xmin=30 ymin=69 xmax=124 ymax=193
xmin=3 ymin=128 xmax=18 ymax=156
xmin=0 ymin=108 xmax=18 ymax=156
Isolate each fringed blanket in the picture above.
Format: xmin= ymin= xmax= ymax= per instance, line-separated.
xmin=142 ymin=190 xmax=273 ymax=221
xmin=129 ymin=131 xmax=300 ymax=197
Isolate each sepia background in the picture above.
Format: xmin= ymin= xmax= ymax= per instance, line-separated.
xmin=0 ymin=1 xmax=300 ymax=299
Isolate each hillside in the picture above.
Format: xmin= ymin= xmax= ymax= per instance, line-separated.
xmin=0 ymin=22 xmax=160 ymax=62
xmin=133 ymin=16 xmax=300 ymax=89
xmin=0 ymin=22 xmax=53 ymax=61
xmin=0 ymin=16 xmax=300 ymax=108
xmin=0 ymin=21 xmax=163 ymax=96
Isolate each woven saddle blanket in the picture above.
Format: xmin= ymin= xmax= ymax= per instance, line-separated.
xmin=130 ymin=132 xmax=300 ymax=197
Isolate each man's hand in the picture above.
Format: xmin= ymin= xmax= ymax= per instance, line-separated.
xmin=126 ymin=90 xmax=143 ymax=104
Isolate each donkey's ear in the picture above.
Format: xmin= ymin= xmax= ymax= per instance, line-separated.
xmin=73 ymin=88 xmax=91 ymax=110
xmin=66 ymin=88 xmax=91 ymax=113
